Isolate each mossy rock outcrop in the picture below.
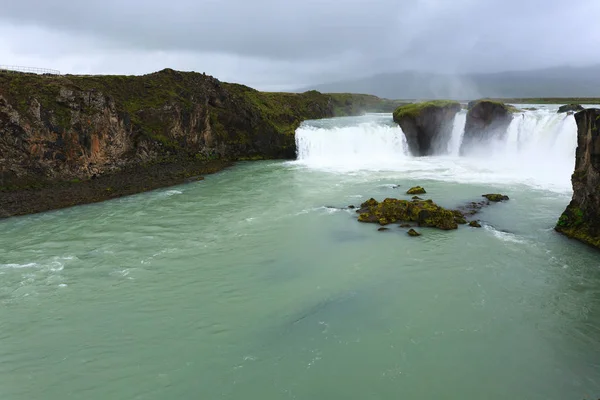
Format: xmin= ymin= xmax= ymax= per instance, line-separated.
xmin=557 ymin=104 xmax=584 ymax=113
xmin=407 ymin=186 xmax=426 ymax=195
xmin=461 ymin=100 xmax=516 ymax=155
xmin=356 ymin=197 xmax=459 ymax=230
xmin=392 ymin=100 xmax=461 ymax=156
xmin=555 ymin=108 xmax=600 ymax=249
xmin=483 ymin=194 xmax=509 ymax=202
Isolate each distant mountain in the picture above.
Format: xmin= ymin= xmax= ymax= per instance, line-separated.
xmin=299 ymin=65 xmax=600 ymax=100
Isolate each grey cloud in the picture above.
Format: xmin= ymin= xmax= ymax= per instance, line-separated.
xmin=0 ymin=0 xmax=599 ymax=89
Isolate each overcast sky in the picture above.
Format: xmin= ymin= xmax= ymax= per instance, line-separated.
xmin=0 ymin=0 xmax=598 ymax=90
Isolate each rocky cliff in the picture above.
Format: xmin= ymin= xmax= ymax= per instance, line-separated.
xmin=460 ymin=100 xmax=516 ymax=155
xmin=556 ymin=108 xmax=600 ymax=248
xmin=0 ymin=69 xmax=397 ymax=217
xmin=392 ymin=101 xmax=461 ymax=156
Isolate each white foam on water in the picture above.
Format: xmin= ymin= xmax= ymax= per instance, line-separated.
xmin=1 ymin=262 xmax=40 ymax=269
xmin=484 ymin=225 xmax=527 ymax=244
xmin=294 ymin=109 xmax=577 ymax=193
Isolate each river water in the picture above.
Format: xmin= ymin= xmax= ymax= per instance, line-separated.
xmin=1 ymin=108 xmax=599 ymax=399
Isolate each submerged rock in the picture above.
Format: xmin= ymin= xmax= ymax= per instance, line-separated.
xmin=469 ymin=220 xmax=482 ymax=228
xmin=407 ymin=186 xmax=426 ymax=195
xmin=556 ymin=108 xmax=600 ymax=249
xmin=407 ymin=229 xmax=421 ymax=237
xmin=452 ymin=210 xmax=467 ymax=224
xmin=392 ymin=100 xmax=461 ymax=156
xmin=557 ymin=104 xmax=584 ymax=113
xmin=378 ymin=227 xmax=390 ymax=232
xmin=411 ymin=196 xmax=423 ymax=200
xmin=483 ymin=194 xmax=509 ymax=202
xmin=348 ymin=205 xmax=356 ymax=209
xmin=357 ymin=197 xmax=458 ymax=230
xmin=399 ymin=223 xmax=412 ymax=228
xmin=461 ymin=100 xmax=516 ymax=155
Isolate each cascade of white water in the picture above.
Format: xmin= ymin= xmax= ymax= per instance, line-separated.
xmin=294 ymin=109 xmax=578 ymax=191
xmin=295 ymin=120 xmax=409 ymax=170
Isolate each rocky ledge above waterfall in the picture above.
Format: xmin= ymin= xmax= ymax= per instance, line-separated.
xmin=556 ymin=108 xmax=600 ymax=249
xmin=392 ymin=100 xmax=461 ymax=156
xmin=460 ymin=100 xmax=518 ymax=155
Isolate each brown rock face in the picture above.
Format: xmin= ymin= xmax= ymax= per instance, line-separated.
xmin=0 ymin=69 xmax=335 ymax=190
xmin=460 ymin=100 xmax=514 ymax=155
xmin=393 ymin=101 xmax=461 ymax=156
xmin=555 ymin=108 xmax=600 ymax=249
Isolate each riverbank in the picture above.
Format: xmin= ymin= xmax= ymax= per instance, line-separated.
xmin=0 ymin=159 xmax=231 ymax=218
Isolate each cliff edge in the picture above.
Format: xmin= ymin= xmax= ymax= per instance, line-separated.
xmin=556 ymin=108 xmax=600 ymax=249
xmin=0 ymin=69 xmax=399 ymax=217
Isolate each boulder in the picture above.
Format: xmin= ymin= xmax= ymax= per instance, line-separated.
xmin=357 ymin=197 xmax=458 ymax=230
xmin=469 ymin=221 xmax=482 ymax=228
xmin=557 ymin=104 xmax=584 ymax=113
xmin=393 ymin=100 xmax=461 ymax=156
xmin=407 ymin=229 xmax=421 ymax=237
xmin=460 ymin=100 xmax=516 ymax=155
xmin=482 ymin=194 xmax=509 ymax=202
xmin=555 ymin=108 xmax=600 ymax=248
xmin=407 ymin=186 xmax=426 ymax=195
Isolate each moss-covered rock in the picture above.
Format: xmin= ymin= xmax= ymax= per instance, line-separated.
xmin=461 ymin=100 xmax=515 ymax=155
xmin=483 ymin=194 xmax=510 ymax=202
xmin=555 ymin=108 xmax=600 ymax=249
xmin=452 ymin=210 xmax=468 ymax=224
xmin=392 ymin=100 xmax=461 ymax=156
xmin=557 ymin=104 xmax=584 ymax=113
xmin=469 ymin=220 xmax=482 ymax=228
xmin=407 ymin=186 xmax=426 ymax=195
xmin=357 ymin=197 xmax=458 ymax=230
xmin=407 ymin=229 xmax=421 ymax=237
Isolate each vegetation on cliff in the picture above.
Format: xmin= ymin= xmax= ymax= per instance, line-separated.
xmin=393 ymin=100 xmax=460 ymax=121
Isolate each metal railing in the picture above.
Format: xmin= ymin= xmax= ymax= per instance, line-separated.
xmin=0 ymin=65 xmax=61 ymax=75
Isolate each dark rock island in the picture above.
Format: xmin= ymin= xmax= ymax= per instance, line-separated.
xmin=460 ymin=100 xmax=517 ymax=155
xmin=392 ymin=100 xmax=461 ymax=156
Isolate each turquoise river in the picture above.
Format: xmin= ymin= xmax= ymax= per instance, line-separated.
xmin=1 ymin=110 xmax=599 ymax=399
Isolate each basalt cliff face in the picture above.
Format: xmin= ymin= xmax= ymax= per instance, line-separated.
xmin=0 ymin=69 xmax=330 ymax=187
xmin=392 ymin=100 xmax=461 ymax=156
xmin=0 ymin=69 xmax=399 ymax=217
xmin=556 ymin=108 xmax=600 ymax=248
xmin=460 ymin=100 xmax=516 ymax=155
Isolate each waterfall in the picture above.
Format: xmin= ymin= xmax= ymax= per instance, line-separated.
xmin=294 ymin=109 xmax=578 ymax=191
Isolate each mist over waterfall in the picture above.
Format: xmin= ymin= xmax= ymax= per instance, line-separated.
xmin=294 ymin=108 xmax=578 ymax=192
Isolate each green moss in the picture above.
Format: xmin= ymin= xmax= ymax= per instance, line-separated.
xmin=393 ymin=100 xmax=460 ymax=121
xmin=407 ymin=186 xmax=426 ymax=195
xmin=483 ymin=194 xmax=510 ymax=202
xmin=356 ymin=197 xmax=458 ymax=230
